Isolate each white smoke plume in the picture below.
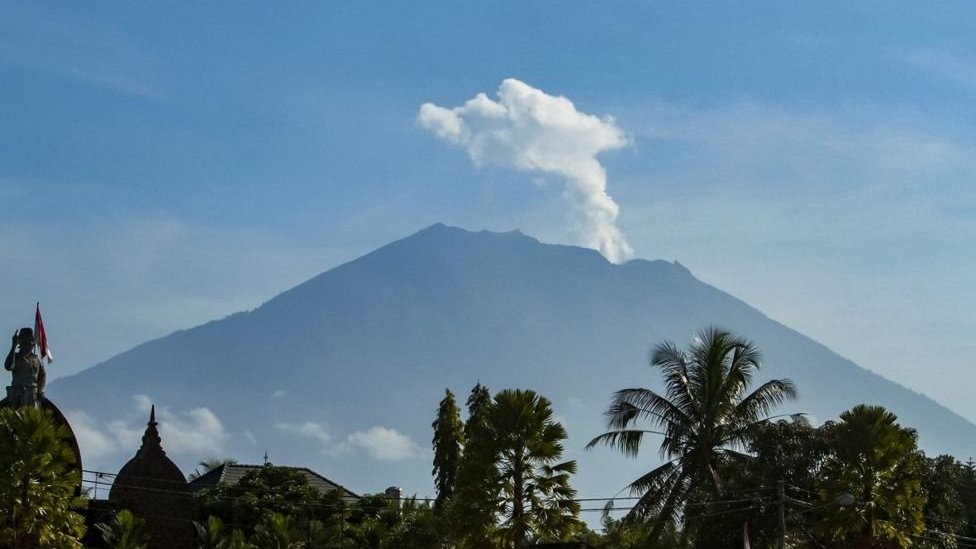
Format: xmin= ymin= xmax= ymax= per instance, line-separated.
xmin=418 ymin=78 xmax=634 ymax=263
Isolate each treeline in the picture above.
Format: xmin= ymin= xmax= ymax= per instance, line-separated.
xmin=192 ymin=467 xmax=443 ymax=548
xmin=3 ymin=326 xmax=976 ymax=548
xmin=422 ymin=328 xmax=976 ymax=548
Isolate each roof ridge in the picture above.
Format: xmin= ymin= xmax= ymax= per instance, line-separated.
xmin=187 ymin=463 xmax=360 ymax=498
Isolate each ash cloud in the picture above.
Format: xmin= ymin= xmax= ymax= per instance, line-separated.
xmin=419 ymin=78 xmax=633 ymax=263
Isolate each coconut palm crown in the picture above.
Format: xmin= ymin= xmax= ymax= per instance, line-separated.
xmin=587 ymin=327 xmax=798 ymax=539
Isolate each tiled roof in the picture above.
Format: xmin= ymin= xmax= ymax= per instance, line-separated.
xmin=188 ymin=464 xmax=359 ymax=501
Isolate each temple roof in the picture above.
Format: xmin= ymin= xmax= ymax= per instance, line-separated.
xmin=189 ymin=463 xmax=359 ymax=502
xmin=110 ymin=405 xmax=187 ymax=498
xmin=107 ymin=405 xmax=193 ymax=549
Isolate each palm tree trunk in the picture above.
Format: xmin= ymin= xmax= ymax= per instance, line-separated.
xmin=858 ymin=474 xmax=874 ymax=549
xmin=512 ymin=453 xmax=525 ymax=549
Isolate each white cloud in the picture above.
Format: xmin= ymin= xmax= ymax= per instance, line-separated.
xmin=276 ymin=421 xmax=334 ymax=445
xmin=271 ymin=390 xmax=287 ymax=399
xmin=65 ymin=395 xmax=229 ymax=462
xmin=66 ymin=410 xmax=117 ymax=460
xmin=344 ymin=426 xmax=423 ymax=461
xmin=103 ymin=418 xmax=143 ymax=454
xmin=132 ymin=394 xmax=153 ymax=413
xmin=157 ymin=407 xmax=229 ymax=456
xmin=419 ymin=78 xmax=633 ymax=263
xmin=277 ymin=422 xmax=422 ymax=461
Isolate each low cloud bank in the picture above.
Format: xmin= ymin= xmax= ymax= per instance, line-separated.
xmin=67 ymin=395 xmax=229 ymax=462
xmin=277 ymin=421 xmax=423 ymax=461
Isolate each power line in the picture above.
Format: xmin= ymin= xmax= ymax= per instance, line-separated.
xmin=82 ymin=476 xmax=777 ymax=516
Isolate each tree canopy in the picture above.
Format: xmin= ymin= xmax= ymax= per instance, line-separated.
xmin=817 ymin=404 xmax=925 ymax=548
xmin=0 ymin=406 xmax=86 ymax=549
xmin=432 ymin=388 xmax=464 ymax=510
xmin=587 ymin=326 xmax=798 ymax=544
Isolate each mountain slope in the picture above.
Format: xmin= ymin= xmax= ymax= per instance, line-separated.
xmin=49 ymin=223 xmax=976 ymax=499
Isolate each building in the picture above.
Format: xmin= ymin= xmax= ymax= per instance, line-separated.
xmin=189 ymin=462 xmax=360 ymax=503
xmin=104 ymin=406 xmax=195 ymax=549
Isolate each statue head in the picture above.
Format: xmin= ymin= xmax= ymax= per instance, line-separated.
xmin=16 ymin=327 xmax=34 ymax=350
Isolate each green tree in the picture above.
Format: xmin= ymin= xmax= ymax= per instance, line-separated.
xmin=451 ymin=383 xmax=498 ymax=547
xmin=591 ymin=515 xmax=664 ymax=549
xmin=383 ymin=497 xmax=443 ymax=549
xmin=959 ymin=460 xmax=976 ymax=539
xmin=303 ymin=490 xmax=351 ymax=549
xmin=251 ymin=512 xmax=304 ymax=549
xmin=0 ymin=406 xmax=87 ymax=549
xmin=224 ymin=529 xmax=256 ymax=549
xmin=96 ymin=510 xmax=150 ymax=549
xmin=432 ymin=389 xmax=464 ymax=510
xmin=343 ymin=494 xmax=399 ymax=549
xmin=817 ymin=404 xmax=925 ymax=549
xmin=918 ymin=454 xmax=968 ymax=549
xmin=195 ymin=515 xmax=257 ymax=549
xmin=194 ymin=464 xmax=324 ymax=538
xmin=195 ymin=515 xmax=230 ymax=549
xmin=587 ymin=327 xmax=797 ymax=544
xmin=733 ymin=417 xmax=833 ymax=548
xmin=746 ymin=417 xmax=831 ymax=498
xmin=446 ymin=385 xmax=583 ymax=548
xmin=489 ymin=389 xmax=581 ymax=548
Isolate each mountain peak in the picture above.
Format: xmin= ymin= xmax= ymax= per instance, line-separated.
xmin=412 ymin=223 xmax=536 ymax=244
xmin=401 ymin=224 xmax=699 ymax=283
xmin=48 ymin=224 xmax=976 ymax=503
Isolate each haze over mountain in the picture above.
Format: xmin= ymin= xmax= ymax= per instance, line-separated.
xmin=49 ymin=224 xmax=976 ymax=501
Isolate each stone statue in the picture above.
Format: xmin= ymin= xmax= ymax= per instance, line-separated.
xmin=4 ymin=327 xmax=45 ymax=406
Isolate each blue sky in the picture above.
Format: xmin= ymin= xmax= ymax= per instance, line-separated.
xmin=3 ymin=2 xmax=976 ymax=422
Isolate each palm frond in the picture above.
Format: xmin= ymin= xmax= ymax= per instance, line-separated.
xmin=734 ymin=378 xmax=798 ymax=423
xmin=643 ymin=470 xmax=691 ymax=541
xmin=585 ymin=429 xmax=666 ymax=457
xmin=652 ymin=341 xmax=699 ymax=415
xmin=594 ymin=327 xmax=801 ymax=547
xmin=717 ymin=338 xmax=761 ymax=405
xmin=604 ymin=388 xmax=693 ymax=433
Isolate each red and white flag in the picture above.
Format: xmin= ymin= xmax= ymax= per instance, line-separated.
xmin=34 ymin=303 xmax=53 ymax=364
xmin=743 ymin=521 xmax=751 ymax=549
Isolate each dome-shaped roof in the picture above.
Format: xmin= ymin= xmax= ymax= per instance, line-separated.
xmin=109 ymin=405 xmax=194 ymax=549
xmin=110 ymin=405 xmax=186 ymax=492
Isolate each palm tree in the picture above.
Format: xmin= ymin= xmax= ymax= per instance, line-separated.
xmin=189 ymin=457 xmax=239 ymax=481
xmin=384 ymin=497 xmax=444 ymax=549
xmin=224 ymin=529 xmax=256 ymax=549
xmin=587 ymin=327 xmax=797 ymax=542
xmin=489 ymin=389 xmax=581 ymax=548
xmin=817 ymin=404 xmax=924 ymax=549
xmin=96 ymin=510 xmax=150 ymax=549
xmin=195 ymin=515 xmax=231 ymax=549
xmin=251 ymin=512 xmax=304 ymax=549
xmin=0 ymin=406 xmax=87 ymax=549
